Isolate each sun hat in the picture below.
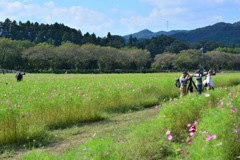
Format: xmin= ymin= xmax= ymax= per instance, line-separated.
xmin=208 ymin=70 xmax=213 ymax=73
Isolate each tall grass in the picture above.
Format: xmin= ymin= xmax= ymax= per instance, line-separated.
xmin=22 ymin=86 xmax=240 ymax=160
xmin=0 ymin=73 xmax=240 ymax=146
xmin=20 ymin=86 xmax=240 ymax=159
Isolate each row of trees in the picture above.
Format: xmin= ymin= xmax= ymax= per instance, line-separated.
xmin=152 ymin=50 xmax=240 ymax=71
xmin=0 ymin=38 xmax=151 ymax=73
xmin=0 ymin=37 xmax=240 ymax=73
xmin=22 ymin=43 xmax=150 ymax=72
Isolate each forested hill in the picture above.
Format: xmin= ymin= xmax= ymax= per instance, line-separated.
xmin=123 ymin=22 xmax=240 ymax=46
xmin=171 ymin=22 xmax=240 ymax=45
xmin=0 ymin=18 xmax=125 ymax=48
xmin=123 ymin=29 xmax=187 ymax=41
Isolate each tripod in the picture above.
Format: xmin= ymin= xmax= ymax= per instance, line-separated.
xmin=187 ymin=77 xmax=197 ymax=93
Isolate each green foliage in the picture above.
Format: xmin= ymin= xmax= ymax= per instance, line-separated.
xmin=1 ymin=36 xmax=240 ymax=73
xmin=152 ymin=53 xmax=176 ymax=70
xmin=173 ymin=49 xmax=202 ymax=70
xmin=214 ymin=47 xmax=240 ymax=53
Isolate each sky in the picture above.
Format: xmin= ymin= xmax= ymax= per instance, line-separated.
xmin=0 ymin=0 xmax=240 ymax=37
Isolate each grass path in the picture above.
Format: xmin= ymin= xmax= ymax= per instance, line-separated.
xmin=6 ymin=106 xmax=159 ymax=160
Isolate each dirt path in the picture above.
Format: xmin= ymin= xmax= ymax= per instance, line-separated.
xmin=8 ymin=107 xmax=159 ymax=159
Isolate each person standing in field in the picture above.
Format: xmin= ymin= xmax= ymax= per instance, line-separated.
xmin=193 ymin=69 xmax=206 ymax=94
xmin=179 ymin=71 xmax=191 ymax=97
xmin=203 ymin=70 xmax=214 ymax=90
xmin=16 ymin=71 xmax=25 ymax=82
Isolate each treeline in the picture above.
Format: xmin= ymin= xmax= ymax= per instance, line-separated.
xmin=0 ymin=38 xmax=151 ymax=73
xmin=152 ymin=49 xmax=240 ymax=71
xmin=0 ymin=37 xmax=240 ymax=73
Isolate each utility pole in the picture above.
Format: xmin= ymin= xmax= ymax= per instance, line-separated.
xmin=200 ymin=47 xmax=204 ymax=71
xmin=166 ymin=20 xmax=169 ymax=31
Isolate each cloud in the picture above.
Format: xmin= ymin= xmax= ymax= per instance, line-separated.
xmin=0 ymin=0 xmax=239 ymax=36
xmin=0 ymin=0 xmax=114 ymax=36
xmin=140 ymin=0 xmax=183 ymax=8
xmin=62 ymin=6 xmax=114 ymax=34
xmin=120 ymin=4 xmax=188 ymax=32
xmin=44 ymin=1 xmax=55 ymax=7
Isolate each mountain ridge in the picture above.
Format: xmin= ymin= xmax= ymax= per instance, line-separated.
xmin=123 ymin=29 xmax=188 ymax=40
xmin=123 ymin=21 xmax=240 ymax=45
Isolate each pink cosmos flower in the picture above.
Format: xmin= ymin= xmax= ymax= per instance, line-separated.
xmin=82 ymin=148 xmax=87 ymax=151
xmin=179 ymin=149 xmax=184 ymax=154
xmin=190 ymin=132 xmax=194 ymax=136
xmin=187 ymin=124 xmax=191 ymax=127
xmin=154 ymin=105 xmax=159 ymax=109
xmin=188 ymin=140 xmax=192 ymax=145
xmin=231 ymin=108 xmax=237 ymax=113
xmin=168 ymin=135 xmax=173 ymax=141
xmin=206 ymin=135 xmax=212 ymax=141
xmin=166 ymin=130 xmax=171 ymax=135
xmin=193 ymin=120 xmax=197 ymax=125
xmin=233 ymin=129 xmax=238 ymax=133
xmin=189 ymin=126 xmax=196 ymax=133
xmin=211 ymin=134 xmax=216 ymax=139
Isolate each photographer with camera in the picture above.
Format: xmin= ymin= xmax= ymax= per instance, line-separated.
xmin=179 ymin=71 xmax=191 ymax=97
xmin=203 ymin=70 xmax=215 ymax=90
xmin=193 ymin=69 xmax=206 ymax=94
xmin=16 ymin=71 xmax=25 ymax=82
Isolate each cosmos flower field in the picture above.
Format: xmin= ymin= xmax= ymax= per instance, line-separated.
xmin=0 ymin=73 xmax=239 ymax=159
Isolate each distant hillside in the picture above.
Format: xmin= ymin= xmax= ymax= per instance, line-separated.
xmin=123 ymin=29 xmax=188 ymax=41
xmin=123 ymin=22 xmax=240 ymax=46
xmin=171 ymin=22 xmax=240 ymax=45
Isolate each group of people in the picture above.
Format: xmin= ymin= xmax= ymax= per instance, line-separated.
xmin=179 ymin=69 xmax=215 ymax=97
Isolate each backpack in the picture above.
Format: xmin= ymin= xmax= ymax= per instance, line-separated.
xmin=175 ymin=78 xmax=180 ymax=88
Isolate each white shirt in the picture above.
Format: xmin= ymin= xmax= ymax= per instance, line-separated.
xmin=206 ymin=74 xmax=213 ymax=87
